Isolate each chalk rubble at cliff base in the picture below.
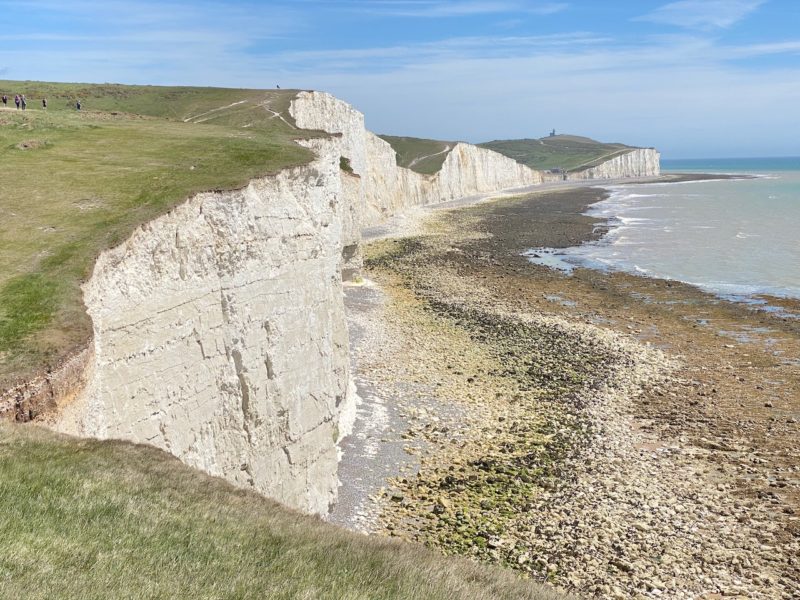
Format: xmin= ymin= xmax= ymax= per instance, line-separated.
xmin=349 ymin=207 xmax=798 ymax=600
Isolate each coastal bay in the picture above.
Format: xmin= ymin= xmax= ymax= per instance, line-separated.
xmin=5 ymin=1 xmax=798 ymax=596
xmin=337 ymin=181 xmax=800 ymax=599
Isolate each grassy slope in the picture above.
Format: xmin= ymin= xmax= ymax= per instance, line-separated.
xmin=379 ymin=135 xmax=456 ymax=175
xmin=0 ymin=424 xmax=566 ymax=600
xmin=478 ymin=135 xmax=637 ymax=172
xmin=0 ymin=81 xmax=321 ymax=387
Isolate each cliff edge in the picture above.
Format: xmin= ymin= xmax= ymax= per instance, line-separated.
xmin=39 ymin=90 xmax=660 ymax=515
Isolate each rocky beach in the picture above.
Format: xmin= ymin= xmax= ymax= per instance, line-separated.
xmin=333 ymin=180 xmax=800 ymax=599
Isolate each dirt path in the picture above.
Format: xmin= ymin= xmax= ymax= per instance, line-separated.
xmin=408 ymin=144 xmax=452 ymax=169
xmin=568 ymin=148 xmax=629 ymax=170
xmin=259 ymin=100 xmax=296 ymax=129
xmin=182 ymin=100 xmax=247 ymax=123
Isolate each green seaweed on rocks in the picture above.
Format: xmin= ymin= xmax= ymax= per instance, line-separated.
xmin=363 ymin=227 xmax=622 ymax=583
xmin=360 ymin=187 xmax=800 ymax=598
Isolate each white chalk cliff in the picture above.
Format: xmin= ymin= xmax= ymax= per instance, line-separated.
xmin=290 ymin=92 xmax=547 ymax=229
xmin=52 ymin=91 xmax=660 ymax=515
xmin=55 ymin=139 xmax=354 ymax=515
xmin=566 ymin=147 xmax=661 ymax=180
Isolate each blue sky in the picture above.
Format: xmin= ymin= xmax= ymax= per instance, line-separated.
xmin=1 ymin=0 xmax=798 ymax=157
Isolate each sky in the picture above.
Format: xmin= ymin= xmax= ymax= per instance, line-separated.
xmin=1 ymin=0 xmax=798 ymax=158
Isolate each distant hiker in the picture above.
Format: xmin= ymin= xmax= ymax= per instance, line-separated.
xmin=14 ymin=94 xmax=20 ymax=109
xmin=76 ymin=100 xmax=81 ymax=110
xmin=20 ymin=95 xmax=26 ymax=110
xmin=2 ymin=95 xmax=7 ymax=107
xmin=42 ymin=98 xmax=47 ymax=110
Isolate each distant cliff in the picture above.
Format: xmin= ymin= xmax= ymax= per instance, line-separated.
xmin=290 ymin=92 xmax=546 ymax=228
xmin=478 ymin=134 xmax=660 ymax=178
xmin=566 ymin=148 xmax=661 ymax=180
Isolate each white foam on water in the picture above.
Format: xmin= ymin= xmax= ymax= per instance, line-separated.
xmin=526 ymin=168 xmax=800 ymax=302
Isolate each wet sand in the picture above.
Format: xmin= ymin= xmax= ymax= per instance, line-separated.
xmin=334 ymin=180 xmax=799 ymax=599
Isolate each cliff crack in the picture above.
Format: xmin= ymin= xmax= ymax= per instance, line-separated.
xmin=230 ymin=347 xmax=254 ymax=445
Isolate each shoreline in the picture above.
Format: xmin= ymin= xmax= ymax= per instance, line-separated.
xmin=334 ymin=179 xmax=800 ymax=598
xmin=524 ymin=175 xmax=800 ymax=317
xmin=360 ymin=175 xmax=669 ymax=243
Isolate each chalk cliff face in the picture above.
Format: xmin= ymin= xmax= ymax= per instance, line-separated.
xmin=567 ymin=148 xmax=661 ymax=180
xmin=49 ymin=90 xmax=660 ymax=516
xmin=55 ymin=137 xmax=354 ymax=515
xmin=290 ymin=92 xmax=544 ymax=228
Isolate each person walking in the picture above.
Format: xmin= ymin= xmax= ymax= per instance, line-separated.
xmin=2 ymin=95 xmax=7 ymax=107
xmin=20 ymin=95 xmax=26 ymax=110
xmin=14 ymin=94 xmax=20 ymax=109
xmin=42 ymin=98 xmax=47 ymax=110
xmin=76 ymin=100 xmax=81 ymax=110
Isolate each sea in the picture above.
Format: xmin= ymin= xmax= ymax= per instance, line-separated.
xmin=525 ymin=157 xmax=800 ymax=304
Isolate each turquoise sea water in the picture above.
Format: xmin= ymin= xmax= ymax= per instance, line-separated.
xmin=526 ymin=157 xmax=800 ymax=301
xmin=661 ymin=157 xmax=800 ymax=172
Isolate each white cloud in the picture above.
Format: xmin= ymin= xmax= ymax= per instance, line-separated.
xmin=721 ymin=40 xmax=800 ymax=58
xmin=392 ymin=1 xmax=523 ymax=17
xmin=256 ymin=34 xmax=800 ymax=157
xmin=4 ymin=1 xmax=300 ymax=37
xmin=269 ymin=33 xmax=609 ymax=72
xmin=3 ymin=0 xmax=796 ymax=157
xmin=357 ymin=1 xmax=568 ymax=17
xmin=635 ymin=0 xmax=766 ymax=30
xmin=528 ymin=2 xmax=569 ymax=16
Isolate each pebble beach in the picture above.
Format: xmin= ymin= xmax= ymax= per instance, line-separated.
xmin=332 ymin=180 xmax=800 ymax=599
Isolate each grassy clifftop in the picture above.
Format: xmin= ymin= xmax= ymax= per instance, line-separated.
xmin=0 ymin=81 xmax=322 ymax=389
xmin=479 ymin=135 xmax=638 ymax=172
xmin=379 ymin=134 xmax=457 ymax=175
xmin=379 ymin=132 xmax=642 ymax=176
xmin=1 ymin=81 xmax=300 ymax=125
xmin=0 ymin=424 xmax=566 ymax=600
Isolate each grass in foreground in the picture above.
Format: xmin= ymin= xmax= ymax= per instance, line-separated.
xmin=0 ymin=81 xmax=322 ymax=388
xmin=379 ymin=135 xmax=456 ymax=175
xmin=0 ymin=424 xmax=567 ymax=600
xmin=478 ymin=134 xmax=637 ymax=172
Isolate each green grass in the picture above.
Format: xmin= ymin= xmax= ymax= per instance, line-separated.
xmin=0 ymin=80 xmax=323 ymax=387
xmin=378 ymin=132 xmax=642 ymax=175
xmin=0 ymin=424 xmax=567 ymax=600
xmin=379 ymin=135 xmax=457 ymax=175
xmin=0 ymin=81 xmax=301 ymax=126
xmin=478 ymin=134 xmax=639 ymax=172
